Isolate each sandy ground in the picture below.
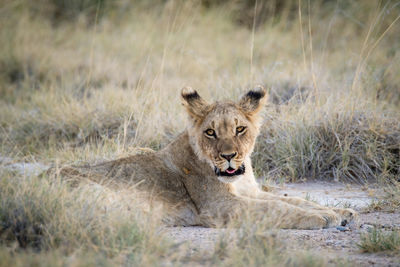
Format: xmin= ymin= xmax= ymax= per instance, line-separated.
xmin=166 ymin=182 xmax=400 ymax=266
xmin=0 ymin=156 xmax=48 ymax=176
xmin=2 ymin=157 xmax=399 ymax=265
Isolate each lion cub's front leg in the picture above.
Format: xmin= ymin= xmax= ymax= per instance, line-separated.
xmin=200 ymin=196 xmax=341 ymax=229
xmin=251 ymin=191 xmax=357 ymax=226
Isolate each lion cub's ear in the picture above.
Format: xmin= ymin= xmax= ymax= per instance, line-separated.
xmin=181 ymin=87 xmax=209 ymax=120
xmin=238 ymin=85 xmax=268 ymax=116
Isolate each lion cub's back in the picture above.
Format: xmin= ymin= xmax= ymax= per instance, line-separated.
xmin=95 ymin=152 xmax=186 ymax=200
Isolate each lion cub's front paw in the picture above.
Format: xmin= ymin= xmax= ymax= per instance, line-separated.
xmin=296 ymin=210 xmax=340 ymax=230
xmin=318 ymin=209 xmax=342 ymax=228
xmin=333 ymin=208 xmax=358 ymax=226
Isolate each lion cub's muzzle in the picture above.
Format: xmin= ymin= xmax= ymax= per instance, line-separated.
xmin=214 ymin=164 xmax=245 ymax=177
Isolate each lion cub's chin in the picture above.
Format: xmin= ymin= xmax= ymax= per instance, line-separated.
xmin=217 ymin=175 xmax=243 ymax=184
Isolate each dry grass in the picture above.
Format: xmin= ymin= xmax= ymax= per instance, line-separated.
xmin=1 ymin=0 xmax=400 ymax=265
xmin=253 ymin=100 xmax=400 ymax=182
xmin=0 ymin=169 xmax=176 ymax=265
xmin=209 ymin=215 xmax=335 ymax=267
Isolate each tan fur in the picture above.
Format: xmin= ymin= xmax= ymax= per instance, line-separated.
xmin=55 ymin=86 xmax=356 ymax=229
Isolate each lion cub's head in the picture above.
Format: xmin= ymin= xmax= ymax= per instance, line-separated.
xmin=181 ymin=86 xmax=267 ymax=183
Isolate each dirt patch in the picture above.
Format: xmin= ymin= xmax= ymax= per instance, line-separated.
xmin=0 ymin=156 xmax=48 ymax=176
xmin=274 ymin=181 xmax=377 ymax=209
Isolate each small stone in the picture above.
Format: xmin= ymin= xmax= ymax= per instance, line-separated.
xmin=360 ymin=224 xmax=374 ymax=230
xmin=336 ymin=226 xmax=349 ymax=232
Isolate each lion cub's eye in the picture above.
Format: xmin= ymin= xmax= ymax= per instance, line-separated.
xmin=236 ymin=126 xmax=246 ymax=135
xmin=204 ymin=129 xmax=216 ymax=137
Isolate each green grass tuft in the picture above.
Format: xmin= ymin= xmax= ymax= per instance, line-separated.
xmin=358 ymin=228 xmax=400 ymax=254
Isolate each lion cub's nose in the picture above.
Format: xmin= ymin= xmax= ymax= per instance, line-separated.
xmin=220 ymin=152 xmax=237 ymax=161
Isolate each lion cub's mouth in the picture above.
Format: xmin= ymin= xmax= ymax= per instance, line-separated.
xmin=214 ymin=164 xmax=245 ymax=177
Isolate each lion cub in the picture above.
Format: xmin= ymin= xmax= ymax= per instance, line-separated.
xmin=57 ymin=86 xmax=356 ymax=229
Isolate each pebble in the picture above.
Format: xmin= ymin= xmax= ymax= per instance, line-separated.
xmin=360 ymin=224 xmax=374 ymax=230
